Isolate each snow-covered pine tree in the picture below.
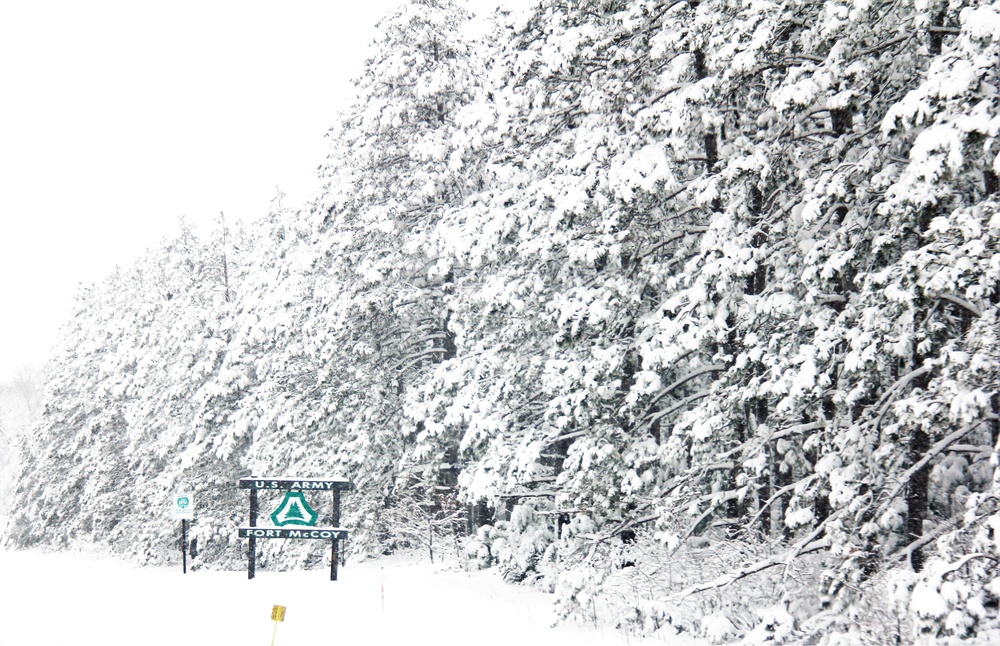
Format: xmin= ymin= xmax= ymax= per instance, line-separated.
xmin=865 ymin=4 xmax=1000 ymax=639
xmin=5 ymin=223 xmax=250 ymax=563
xmin=306 ymin=0 xmax=483 ymax=554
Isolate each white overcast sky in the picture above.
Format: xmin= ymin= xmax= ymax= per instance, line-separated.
xmin=0 ymin=0 xmax=529 ymax=382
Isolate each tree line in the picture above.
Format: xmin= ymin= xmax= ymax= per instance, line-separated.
xmin=6 ymin=0 xmax=1000 ymax=642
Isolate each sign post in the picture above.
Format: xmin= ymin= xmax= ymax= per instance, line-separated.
xmin=331 ymin=489 xmax=341 ymax=581
xmin=172 ymin=492 xmax=195 ymax=573
xmin=248 ymin=488 xmax=258 ymax=580
xmin=270 ymin=605 xmax=286 ymax=646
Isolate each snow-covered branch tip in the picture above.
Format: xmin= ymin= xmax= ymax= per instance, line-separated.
xmin=938 ymin=293 xmax=982 ymax=318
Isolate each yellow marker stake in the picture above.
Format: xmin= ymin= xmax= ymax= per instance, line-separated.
xmin=270 ymin=605 xmax=286 ymax=646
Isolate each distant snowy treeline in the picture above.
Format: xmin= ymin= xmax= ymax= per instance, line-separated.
xmin=0 ymin=366 xmax=43 ymax=523
xmin=6 ymin=1 xmax=1000 ymax=643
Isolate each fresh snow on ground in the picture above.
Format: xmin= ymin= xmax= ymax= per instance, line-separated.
xmin=0 ymin=548 xmax=706 ymax=646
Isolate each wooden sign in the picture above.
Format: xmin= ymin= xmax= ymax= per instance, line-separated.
xmin=239 ymin=527 xmax=348 ymax=540
xmin=238 ymin=477 xmax=350 ymax=491
xmin=240 ymin=475 xmax=350 ymax=582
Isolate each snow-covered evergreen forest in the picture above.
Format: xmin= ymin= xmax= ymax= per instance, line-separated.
xmin=0 ymin=366 xmax=43 ymax=523
xmin=6 ymin=0 xmax=1000 ymax=642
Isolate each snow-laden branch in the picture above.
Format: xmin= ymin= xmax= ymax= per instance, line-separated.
xmin=676 ymin=489 xmax=746 ymax=548
xmin=391 ymin=347 xmax=449 ymax=373
xmin=640 ymin=83 xmax=691 ymax=110
xmin=856 ymin=33 xmax=913 ymax=58
xmin=668 ymin=537 xmax=831 ymax=600
xmin=770 ymin=420 xmax=828 ymax=441
xmin=946 ymin=443 xmax=993 ymax=459
xmin=813 ymin=294 xmax=847 ymax=306
xmin=869 ymin=364 xmax=933 ymax=430
xmin=926 ymin=26 xmax=961 ymax=35
xmin=793 ymin=129 xmax=836 ymax=142
xmin=497 ymin=490 xmax=556 ymax=499
xmin=641 ymin=364 xmax=726 ymax=417
xmin=746 ymin=474 xmax=818 ymax=530
xmin=938 ymin=293 xmax=982 ymax=318
xmin=889 ymin=515 xmax=962 ymax=567
xmin=784 ymin=509 xmax=842 ymax=575
xmin=590 ymin=512 xmax=660 ymax=546
xmin=880 ymin=420 xmax=986 ymax=509
xmin=630 ymin=227 xmax=709 ymax=266
xmin=638 ymin=390 xmax=711 ymax=434
xmin=545 ymin=429 xmax=588 ymax=446
xmin=647 ymin=0 xmax=689 ymax=27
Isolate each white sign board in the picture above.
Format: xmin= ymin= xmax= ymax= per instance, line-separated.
xmin=172 ymin=492 xmax=195 ymax=519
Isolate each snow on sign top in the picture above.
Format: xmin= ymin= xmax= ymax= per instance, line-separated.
xmin=238 ymin=477 xmax=351 ymax=491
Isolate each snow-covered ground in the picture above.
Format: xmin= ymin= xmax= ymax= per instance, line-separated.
xmin=0 ymin=548 xmax=705 ymax=646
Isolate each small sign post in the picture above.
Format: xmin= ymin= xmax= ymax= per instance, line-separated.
xmin=172 ymin=492 xmax=195 ymax=573
xmin=270 ymin=605 xmax=286 ymax=646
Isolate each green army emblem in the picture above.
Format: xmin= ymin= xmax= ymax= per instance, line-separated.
xmin=270 ymin=490 xmax=319 ymax=527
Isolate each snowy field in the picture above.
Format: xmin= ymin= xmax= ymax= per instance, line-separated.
xmin=0 ymin=548 xmax=704 ymax=646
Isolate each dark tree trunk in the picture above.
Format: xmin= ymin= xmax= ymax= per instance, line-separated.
xmin=726 ymin=419 xmax=747 ymax=538
xmin=693 ymin=49 xmax=719 ymax=183
xmin=906 ymin=356 xmax=933 ymax=571
xmin=906 ymin=427 xmax=931 ymax=571
xmin=984 ymin=169 xmax=999 ymax=197
xmin=929 ymin=13 xmax=946 ymax=56
xmin=830 ymin=108 xmax=853 ymax=136
xmin=753 ymin=398 xmax=772 ymax=537
xmin=990 ymin=393 xmax=1000 ymax=448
